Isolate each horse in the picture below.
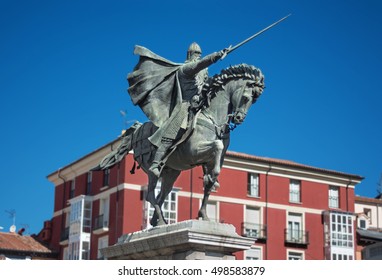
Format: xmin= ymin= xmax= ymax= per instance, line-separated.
xmin=96 ymin=64 xmax=265 ymax=227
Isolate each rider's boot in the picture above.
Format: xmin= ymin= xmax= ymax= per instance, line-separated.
xmin=149 ymin=138 xmax=173 ymax=177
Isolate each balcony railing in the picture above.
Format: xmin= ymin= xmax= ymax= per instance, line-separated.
xmin=241 ymin=222 xmax=267 ymax=240
xmin=284 ymin=229 xmax=309 ymax=245
xmin=93 ymin=214 xmax=109 ymax=234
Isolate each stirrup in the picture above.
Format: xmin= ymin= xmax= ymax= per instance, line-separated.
xmin=149 ymin=161 xmax=165 ymax=177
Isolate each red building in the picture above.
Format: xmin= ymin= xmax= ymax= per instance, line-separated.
xmin=44 ymin=137 xmax=363 ymax=260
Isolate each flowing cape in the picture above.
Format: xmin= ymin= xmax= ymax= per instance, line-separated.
xmin=127 ymin=45 xmax=182 ymax=127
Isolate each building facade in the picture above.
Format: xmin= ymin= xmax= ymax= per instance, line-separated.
xmin=44 ymin=137 xmax=363 ymax=260
xmin=354 ymin=195 xmax=382 ymax=259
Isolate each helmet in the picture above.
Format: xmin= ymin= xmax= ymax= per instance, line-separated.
xmin=187 ymin=42 xmax=202 ymax=60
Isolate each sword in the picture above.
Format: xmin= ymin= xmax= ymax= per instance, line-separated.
xmin=221 ymin=14 xmax=291 ymax=59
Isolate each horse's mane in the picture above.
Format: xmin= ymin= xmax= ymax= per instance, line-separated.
xmin=201 ymin=64 xmax=265 ymax=105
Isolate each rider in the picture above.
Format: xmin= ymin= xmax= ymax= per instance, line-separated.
xmin=148 ymin=42 xmax=229 ymax=177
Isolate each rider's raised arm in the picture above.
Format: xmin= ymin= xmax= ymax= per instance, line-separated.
xmin=181 ymin=51 xmax=224 ymax=77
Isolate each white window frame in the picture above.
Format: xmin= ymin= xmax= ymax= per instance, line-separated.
xmin=248 ymin=173 xmax=259 ymax=197
xmin=289 ymin=179 xmax=301 ymax=203
xmin=245 ymin=247 xmax=262 ymax=260
xmin=244 ymin=206 xmax=261 ymax=238
xmin=62 ymin=246 xmax=69 ymax=260
xmin=99 ymin=196 xmax=110 ymax=227
xmin=330 ymin=212 xmax=354 ymax=248
xmin=287 ymin=212 xmax=304 ymax=243
xmin=329 ymin=186 xmax=339 ymax=208
xmin=97 ymin=236 xmax=109 ymax=259
xmin=287 ymin=250 xmax=304 ymax=260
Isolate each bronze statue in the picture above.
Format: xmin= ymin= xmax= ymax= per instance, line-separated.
xmin=94 ymin=15 xmax=292 ymax=226
xmin=96 ymin=61 xmax=265 ymax=226
xmin=128 ymin=43 xmax=229 ymax=177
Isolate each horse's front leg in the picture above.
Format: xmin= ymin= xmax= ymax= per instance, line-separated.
xmin=150 ymin=168 xmax=181 ymax=226
xmin=146 ymin=173 xmax=165 ymax=227
xmin=195 ymin=139 xmax=224 ymax=220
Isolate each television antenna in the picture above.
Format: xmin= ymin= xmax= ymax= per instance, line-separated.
xmin=5 ymin=209 xmax=16 ymax=230
xmin=119 ymin=109 xmax=137 ymax=130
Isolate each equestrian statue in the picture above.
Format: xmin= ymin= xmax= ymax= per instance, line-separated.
xmin=93 ymin=15 xmax=290 ymax=226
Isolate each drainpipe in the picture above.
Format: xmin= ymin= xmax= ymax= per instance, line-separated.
xmin=116 ymin=162 xmax=120 ymax=242
xmin=265 ymin=164 xmax=272 ymax=260
xmin=346 ymin=179 xmax=352 ymax=212
xmin=58 ymin=168 xmax=67 ymax=242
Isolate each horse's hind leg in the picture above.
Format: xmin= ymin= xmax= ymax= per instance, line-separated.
xmin=150 ymin=168 xmax=181 ymax=226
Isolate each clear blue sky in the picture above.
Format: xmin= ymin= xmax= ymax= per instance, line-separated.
xmin=1 ymin=0 xmax=381 ymax=234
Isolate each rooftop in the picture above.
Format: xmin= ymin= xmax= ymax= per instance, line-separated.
xmin=0 ymin=231 xmax=56 ymax=257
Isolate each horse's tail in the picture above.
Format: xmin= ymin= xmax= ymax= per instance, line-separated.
xmin=91 ymin=121 xmax=143 ymax=171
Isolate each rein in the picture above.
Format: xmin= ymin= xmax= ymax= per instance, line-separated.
xmin=200 ymin=110 xmax=235 ymax=139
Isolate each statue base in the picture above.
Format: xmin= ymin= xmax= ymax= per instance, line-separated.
xmin=101 ymin=220 xmax=254 ymax=260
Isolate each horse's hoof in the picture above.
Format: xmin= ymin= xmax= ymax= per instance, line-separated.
xmin=150 ymin=219 xmax=158 ymax=227
xmin=212 ymin=181 xmax=220 ymax=190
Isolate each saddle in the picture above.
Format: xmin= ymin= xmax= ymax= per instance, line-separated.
xmin=132 ymin=110 xmax=201 ymax=166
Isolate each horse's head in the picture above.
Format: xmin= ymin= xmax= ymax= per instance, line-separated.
xmin=201 ymin=64 xmax=265 ymax=126
xmin=227 ymin=65 xmax=265 ymax=124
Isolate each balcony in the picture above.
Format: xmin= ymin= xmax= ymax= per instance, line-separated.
xmin=59 ymin=227 xmax=69 ymax=245
xmin=241 ymin=222 xmax=267 ymax=240
xmin=93 ymin=214 xmax=109 ymax=235
xmin=284 ymin=229 xmax=309 ymax=246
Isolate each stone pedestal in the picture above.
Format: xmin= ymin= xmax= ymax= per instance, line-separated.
xmin=101 ymin=220 xmax=255 ymax=260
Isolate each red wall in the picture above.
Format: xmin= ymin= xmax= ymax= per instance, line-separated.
xmin=48 ymin=152 xmax=357 ymax=260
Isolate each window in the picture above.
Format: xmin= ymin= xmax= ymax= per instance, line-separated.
xmin=244 ymin=206 xmax=261 ymax=238
xmin=86 ymin=172 xmax=92 ymax=195
xmin=364 ymin=208 xmax=371 ymax=219
xmin=288 ymin=251 xmax=303 ymax=260
xmin=69 ymin=179 xmax=75 ymax=199
xmin=103 ymin=169 xmax=110 ymax=186
xmin=330 ymin=212 xmax=353 ymax=248
xmin=287 ymin=213 xmax=303 ymax=243
xmin=247 ymin=173 xmax=259 ymax=197
xmin=82 ymin=241 xmax=90 ymax=260
xmin=63 ymin=247 xmax=69 ymax=260
xmin=83 ymin=200 xmax=92 ymax=233
xmin=99 ymin=196 xmax=110 ymax=228
xmin=245 ymin=247 xmax=262 ymax=260
xmin=323 ymin=211 xmax=355 ymax=260
xmin=359 ymin=219 xmax=366 ymax=229
xmin=289 ymin=180 xmax=301 ymax=203
xmin=69 ymin=241 xmax=80 ymax=260
xmin=329 ymin=186 xmax=339 ymax=208
xmin=97 ymin=236 xmax=109 ymax=259
xmin=67 ymin=196 xmax=92 ymax=260
xmin=332 ymin=253 xmax=353 ymax=260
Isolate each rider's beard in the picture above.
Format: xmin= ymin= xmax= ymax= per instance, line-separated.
xmin=186 ymin=55 xmax=200 ymax=63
